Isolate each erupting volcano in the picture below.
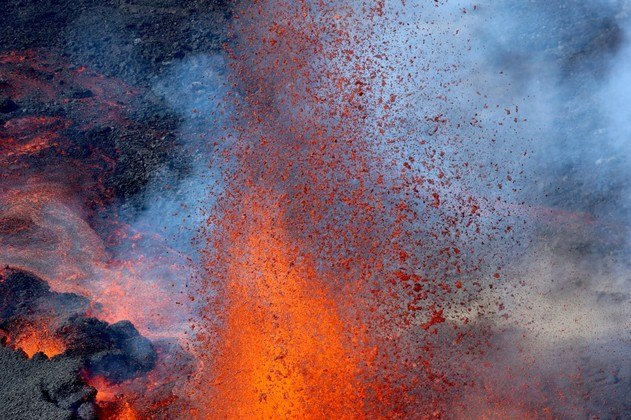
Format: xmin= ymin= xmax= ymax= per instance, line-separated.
xmin=1 ymin=0 xmax=629 ymax=419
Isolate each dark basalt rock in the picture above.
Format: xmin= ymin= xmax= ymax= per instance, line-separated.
xmin=0 ymin=269 xmax=157 ymax=380
xmin=0 ymin=97 xmax=19 ymax=113
xmin=0 ymin=270 xmax=90 ymax=328
xmin=60 ymin=317 xmax=157 ymax=382
xmin=0 ymin=0 xmax=232 ymax=87
xmin=0 ymin=345 xmax=97 ymax=420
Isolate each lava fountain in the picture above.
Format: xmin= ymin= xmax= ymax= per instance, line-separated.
xmin=194 ymin=0 xmax=499 ymax=417
xmin=208 ymin=194 xmax=366 ymax=418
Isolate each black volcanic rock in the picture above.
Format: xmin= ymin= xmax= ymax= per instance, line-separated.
xmin=0 ymin=270 xmax=90 ymax=326
xmin=0 ymin=0 xmax=232 ymax=87
xmin=0 ymin=345 xmax=97 ymax=420
xmin=0 ymin=270 xmax=157 ymax=379
xmin=0 ymin=97 xmax=19 ymax=113
xmin=60 ymin=317 xmax=157 ymax=382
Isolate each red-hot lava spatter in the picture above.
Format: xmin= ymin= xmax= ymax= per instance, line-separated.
xmin=193 ymin=1 xmax=518 ymax=417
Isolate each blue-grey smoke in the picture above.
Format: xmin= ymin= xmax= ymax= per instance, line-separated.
xmin=351 ymin=0 xmax=630 ymax=415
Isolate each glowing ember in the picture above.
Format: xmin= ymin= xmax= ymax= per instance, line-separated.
xmin=115 ymin=402 xmax=140 ymax=420
xmin=85 ymin=376 xmax=143 ymax=419
xmin=86 ymin=376 xmax=120 ymax=403
xmin=9 ymin=329 xmax=66 ymax=359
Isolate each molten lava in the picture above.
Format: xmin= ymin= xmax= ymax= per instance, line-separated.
xmin=8 ymin=328 xmax=66 ymax=358
xmin=210 ymin=196 xmax=365 ymax=418
xmin=84 ymin=376 xmax=140 ymax=419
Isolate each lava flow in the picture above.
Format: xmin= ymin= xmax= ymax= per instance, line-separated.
xmin=0 ymin=50 xmax=196 ymax=418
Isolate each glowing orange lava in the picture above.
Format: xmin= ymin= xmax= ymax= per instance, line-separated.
xmin=11 ymin=328 xmax=65 ymax=358
xmin=86 ymin=376 xmax=119 ymax=403
xmin=115 ymin=402 xmax=140 ymax=420
xmin=86 ymin=376 xmax=142 ymax=420
xmin=209 ymin=195 xmax=365 ymax=418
